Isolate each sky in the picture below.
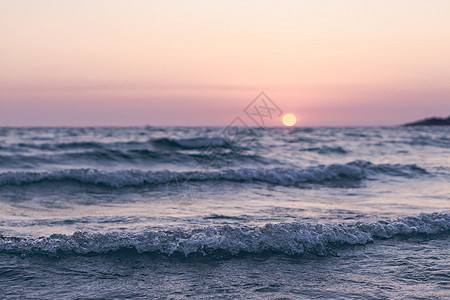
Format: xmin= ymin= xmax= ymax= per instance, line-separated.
xmin=1 ymin=0 xmax=449 ymax=126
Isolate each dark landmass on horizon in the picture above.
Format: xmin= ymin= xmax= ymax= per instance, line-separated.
xmin=403 ymin=115 xmax=450 ymax=126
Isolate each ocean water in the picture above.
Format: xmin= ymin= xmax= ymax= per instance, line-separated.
xmin=0 ymin=126 xmax=448 ymax=299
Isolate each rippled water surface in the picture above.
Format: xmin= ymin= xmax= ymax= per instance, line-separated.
xmin=0 ymin=126 xmax=448 ymax=299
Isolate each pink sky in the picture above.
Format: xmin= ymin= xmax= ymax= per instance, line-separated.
xmin=1 ymin=1 xmax=449 ymax=126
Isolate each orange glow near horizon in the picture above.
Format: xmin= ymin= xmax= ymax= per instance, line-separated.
xmin=1 ymin=1 xmax=449 ymax=126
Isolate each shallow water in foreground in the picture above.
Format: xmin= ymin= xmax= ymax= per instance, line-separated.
xmin=0 ymin=126 xmax=449 ymax=298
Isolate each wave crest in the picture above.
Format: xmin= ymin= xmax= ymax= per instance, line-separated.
xmin=151 ymin=137 xmax=231 ymax=150
xmin=300 ymin=146 xmax=349 ymax=154
xmin=0 ymin=213 xmax=447 ymax=256
xmin=0 ymin=161 xmax=427 ymax=188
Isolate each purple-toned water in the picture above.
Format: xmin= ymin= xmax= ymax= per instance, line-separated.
xmin=0 ymin=126 xmax=449 ymax=299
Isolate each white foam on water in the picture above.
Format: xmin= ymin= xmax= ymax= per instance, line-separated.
xmin=0 ymin=161 xmax=427 ymax=188
xmin=0 ymin=213 xmax=447 ymax=256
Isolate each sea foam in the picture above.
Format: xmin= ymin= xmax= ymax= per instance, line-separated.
xmin=0 ymin=161 xmax=427 ymax=188
xmin=0 ymin=213 xmax=447 ymax=256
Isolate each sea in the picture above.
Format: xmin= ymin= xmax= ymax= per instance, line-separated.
xmin=0 ymin=126 xmax=448 ymax=299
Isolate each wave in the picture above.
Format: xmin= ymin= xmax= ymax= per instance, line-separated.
xmin=0 ymin=161 xmax=427 ymax=188
xmin=151 ymin=137 xmax=233 ymax=150
xmin=299 ymin=146 xmax=349 ymax=154
xmin=0 ymin=213 xmax=447 ymax=257
xmin=287 ymin=137 xmax=323 ymax=143
xmin=23 ymin=141 xmax=107 ymax=150
xmin=0 ymin=150 xmax=170 ymax=168
xmin=386 ymin=136 xmax=450 ymax=148
xmin=1 ymin=136 xmax=241 ymax=153
xmin=0 ymin=149 xmax=270 ymax=169
xmin=2 ymin=140 xmax=182 ymax=152
xmin=5 ymin=141 xmax=112 ymax=151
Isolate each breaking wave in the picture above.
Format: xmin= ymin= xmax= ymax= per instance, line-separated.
xmin=0 ymin=213 xmax=447 ymax=257
xmin=0 ymin=161 xmax=427 ymax=188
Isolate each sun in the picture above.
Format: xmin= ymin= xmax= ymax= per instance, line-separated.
xmin=282 ymin=113 xmax=297 ymax=127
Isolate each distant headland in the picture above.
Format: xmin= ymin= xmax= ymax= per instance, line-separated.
xmin=403 ymin=115 xmax=450 ymax=126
